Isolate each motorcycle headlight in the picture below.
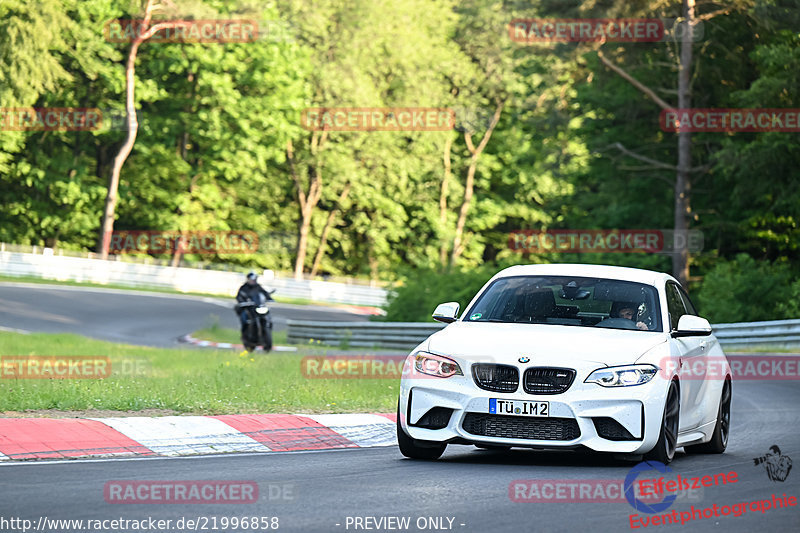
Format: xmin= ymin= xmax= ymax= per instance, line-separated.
xmin=585 ymin=364 xmax=658 ymax=387
xmin=413 ymin=352 xmax=463 ymax=378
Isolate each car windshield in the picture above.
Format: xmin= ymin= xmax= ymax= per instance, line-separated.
xmin=463 ymin=275 xmax=662 ymax=332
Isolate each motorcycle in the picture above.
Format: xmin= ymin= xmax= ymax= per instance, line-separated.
xmin=234 ymin=290 xmax=274 ymax=352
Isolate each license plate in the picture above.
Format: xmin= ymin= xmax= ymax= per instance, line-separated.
xmin=489 ymin=398 xmax=549 ymax=417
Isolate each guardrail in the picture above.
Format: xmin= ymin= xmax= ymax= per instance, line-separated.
xmin=711 ymin=319 xmax=800 ymax=349
xmin=287 ymin=321 xmax=445 ymax=349
xmin=287 ymin=318 xmax=800 ymax=350
xmin=0 ymin=250 xmax=388 ymax=307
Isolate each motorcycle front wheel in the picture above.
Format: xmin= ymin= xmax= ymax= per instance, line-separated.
xmin=242 ymin=313 xmax=258 ymax=352
xmin=262 ymin=325 xmax=273 ymax=352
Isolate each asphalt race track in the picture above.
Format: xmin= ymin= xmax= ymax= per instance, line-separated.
xmin=1 ymin=380 xmax=798 ymax=533
xmin=0 ymin=282 xmax=368 ymax=347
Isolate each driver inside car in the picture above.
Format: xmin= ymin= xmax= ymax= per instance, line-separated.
xmin=611 ymin=301 xmax=649 ymax=331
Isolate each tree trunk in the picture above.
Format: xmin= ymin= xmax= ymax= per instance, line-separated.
xmin=169 ymin=238 xmax=185 ymax=267
xmin=98 ymin=34 xmax=143 ymax=259
xmin=439 ymin=136 xmax=452 ymax=266
xmin=450 ymin=153 xmax=478 ymax=266
xmin=287 ymin=137 xmax=323 ymax=280
xmin=449 ymin=100 xmax=504 ymax=266
xmin=310 ymin=182 xmax=351 ymax=277
xmin=673 ymin=0 xmax=695 ymax=287
xmin=295 ymin=201 xmax=313 ymax=279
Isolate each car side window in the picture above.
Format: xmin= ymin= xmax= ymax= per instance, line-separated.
xmin=665 ymin=282 xmax=687 ymax=331
xmin=677 ymin=286 xmax=698 ymax=316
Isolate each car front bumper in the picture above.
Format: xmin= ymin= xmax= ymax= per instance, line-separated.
xmin=399 ymin=359 xmax=670 ymax=454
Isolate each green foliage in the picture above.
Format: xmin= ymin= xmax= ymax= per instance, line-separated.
xmin=381 ymin=267 xmax=497 ymax=322
xmin=709 ymin=30 xmax=800 ymax=265
xmin=696 ymin=254 xmax=797 ymax=323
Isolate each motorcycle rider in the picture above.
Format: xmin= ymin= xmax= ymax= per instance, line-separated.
xmin=236 ymin=272 xmax=273 ymax=333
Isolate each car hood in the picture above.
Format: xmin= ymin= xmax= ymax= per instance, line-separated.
xmin=425 ymin=321 xmax=667 ymax=367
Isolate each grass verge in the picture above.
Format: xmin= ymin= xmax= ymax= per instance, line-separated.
xmin=0 ymin=331 xmax=397 ymax=415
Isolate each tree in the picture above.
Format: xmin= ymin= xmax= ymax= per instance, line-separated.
xmin=279 ymin=0 xmax=461 ymax=279
xmin=591 ymin=0 xmax=751 ymax=285
xmin=98 ymin=0 xmax=201 ymax=259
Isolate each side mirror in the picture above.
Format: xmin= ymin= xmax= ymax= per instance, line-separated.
xmin=432 ymin=302 xmax=460 ymax=324
xmin=672 ymin=315 xmax=712 ymax=338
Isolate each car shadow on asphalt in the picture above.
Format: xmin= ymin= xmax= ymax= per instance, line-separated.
xmin=436 ymin=444 xmax=643 ymax=469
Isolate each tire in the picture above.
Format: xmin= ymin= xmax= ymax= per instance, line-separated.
xmin=262 ymin=326 xmax=273 ymax=352
xmin=685 ymin=379 xmax=731 ymax=454
xmin=242 ymin=313 xmax=258 ymax=352
xmin=396 ymin=403 xmax=446 ymax=460
xmin=645 ymin=380 xmax=680 ymax=464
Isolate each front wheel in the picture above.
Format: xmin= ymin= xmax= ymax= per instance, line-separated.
xmin=242 ymin=311 xmax=258 ymax=350
xmin=396 ymin=404 xmax=446 ymax=460
xmin=685 ymin=379 xmax=731 ymax=454
xmin=645 ymin=380 xmax=680 ymax=464
xmin=262 ymin=324 xmax=273 ymax=352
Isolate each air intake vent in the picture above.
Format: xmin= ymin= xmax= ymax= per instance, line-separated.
xmin=462 ymin=414 xmax=580 ymax=441
xmin=593 ymin=417 xmax=637 ymax=440
xmin=411 ymin=407 xmax=454 ymax=430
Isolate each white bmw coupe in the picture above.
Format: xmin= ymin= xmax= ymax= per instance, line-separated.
xmin=397 ymin=264 xmax=731 ymax=462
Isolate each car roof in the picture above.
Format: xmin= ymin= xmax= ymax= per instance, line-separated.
xmin=491 ymin=263 xmax=676 ymax=287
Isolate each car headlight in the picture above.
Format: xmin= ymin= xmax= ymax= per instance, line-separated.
xmin=585 ymin=364 xmax=658 ymax=387
xmin=414 ymin=352 xmax=463 ymax=378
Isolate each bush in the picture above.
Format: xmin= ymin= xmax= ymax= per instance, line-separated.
xmin=778 ymin=279 xmax=800 ymax=319
xmin=696 ymin=254 xmax=798 ymax=323
xmin=380 ymin=267 xmax=497 ymax=322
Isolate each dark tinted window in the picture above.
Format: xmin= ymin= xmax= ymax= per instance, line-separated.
xmin=665 ymin=282 xmax=688 ymax=330
xmin=677 ymin=285 xmax=698 ymax=316
xmin=464 ymin=276 xmax=662 ymax=332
